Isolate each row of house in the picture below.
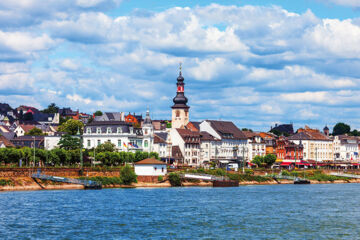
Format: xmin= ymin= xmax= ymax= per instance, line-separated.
xmin=1 ymin=69 xmax=360 ymax=169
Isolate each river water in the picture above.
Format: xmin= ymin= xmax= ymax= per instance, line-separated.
xmin=1 ymin=184 xmax=360 ymax=239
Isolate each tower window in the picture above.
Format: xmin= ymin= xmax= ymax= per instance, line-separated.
xmin=176 ymin=110 xmax=180 ymax=117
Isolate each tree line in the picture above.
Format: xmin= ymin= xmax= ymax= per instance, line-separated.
xmin=0 ymin=146 xmax=159 ymax=167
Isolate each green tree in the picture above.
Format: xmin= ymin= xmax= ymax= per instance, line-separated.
xmin=94 ymin=110 xmax=103 ymax=116
xmin=25 ymin=127 xmax=45 ymax=136
xmin=58 ymin=134 xmax=80 ymax=150
xmin=263 ymin=154 xmax=277 ymax=167
xmin=42 ymin=103 xmax=59 ymax=114
xmin=169 ymin=173 xmax=182 ymax=186
xmin=23 ymin=112 xmax=33 ymax=121
xmin=120 ymin=165 xmax=137 ymax=185
xmin=96 ymin=142 xmax=116 ymax=153
xmin=58 ymin=119 xmax=84 ymax=135
xmin=333 ymin=122 xmax=351 ymax=136
xmin=351 ymin=129 xmax=360 ymax=136
xmin=252 ymin=155 xmax=264 ymax=168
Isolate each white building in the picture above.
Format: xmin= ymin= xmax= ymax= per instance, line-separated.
xmin=142 ymin=108 xmax=154 ymax=152
xmin=170 ymin=128 xmax=200 ymax=166
xmin=288 ymin=127 xmax=333 ymax=162
xmin=134 ymin=158 xmax=167 ymax=176
xmin=153 ymin=132 xmax=172 ymax=160
xmin=333 ymin=135 xmax=359 ymax=162
xmin=83 ymin=121 xmax=150 ymax=152
xmin=242 ymin=131 xmax=266 ymax=161
xmin=199 ymin=120 xmax=248 ymax=164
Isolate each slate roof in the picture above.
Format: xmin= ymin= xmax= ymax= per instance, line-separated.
xmin=288 ymin=131 xmax=331 ymax=141
xmin=85 ymin=121 xmax=143 ymax=136
xmin=154 ymin=134 xmax=166 ymax=144
xmin=94 ymin=112 xmax=124 ymax=121
xmin=177 ymin=129 xmax=201 ymax=143
xmin=200 ymin=131 xmax=219 ymax=141
xmin=206 ymin=120 xmax=247 ymax=140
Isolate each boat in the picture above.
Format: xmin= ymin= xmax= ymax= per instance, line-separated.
xmin=294 ymin=177 xmax=310 ymax=184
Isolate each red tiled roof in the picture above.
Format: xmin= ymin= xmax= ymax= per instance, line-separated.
xmin=135 ymin=158 xmax=166 ymax=165
xmin=0 ymin=135 xmax=15 ymax=147
xmin=20 ymin=124 xmax=36 ymax=133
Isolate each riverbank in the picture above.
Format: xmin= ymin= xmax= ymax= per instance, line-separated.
xmin=2 ymin=177 xmax=360 ymax=192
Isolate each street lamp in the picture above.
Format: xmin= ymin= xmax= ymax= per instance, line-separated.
xmin=315 ymin=147 xmax=318 ymax=169
xmin=77 ymin=127 xmax=83 ymax=174
xmin=32 ymin=136 xmax=36 ymax=167
xmin=241 ymin=146 xmax=248 ymax=174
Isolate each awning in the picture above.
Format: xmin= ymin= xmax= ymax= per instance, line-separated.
xmin=280 ymin=162 xmax=292 ymax=166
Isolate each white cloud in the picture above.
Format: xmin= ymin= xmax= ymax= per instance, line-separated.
xmin=323 ymin=0 xmax=360 ymax=7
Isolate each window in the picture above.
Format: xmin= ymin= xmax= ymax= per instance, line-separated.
xmin=144 ymin=129 xmax=148 ymax=135
xmin=118 ymin=140 xmax=121 ymax=147
xmin=87 ymin=140 xmax=91 ymax=147
xmin=97 ymin=128 xmax=101 ymax=134
xmin=97 ymin=140 xmax=101 ymax=146
xmin=107 ymin=127 xmax=112 ymax=134
xmin=144 ymin=140 xmax=149 ymax=148
xmin=176 ymin=110 xmax=180 ymax=117
xmin=117 ymin=127 xmax=122 ymax=134
xmin=86 ymin=128 xmax=91 ymax=134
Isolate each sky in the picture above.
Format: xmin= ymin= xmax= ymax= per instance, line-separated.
xmin=1 ymin=0 xmax=360 ymax=131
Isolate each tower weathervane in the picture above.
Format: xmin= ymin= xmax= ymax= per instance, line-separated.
xmin=179 ymin=62 xmax=182 ymax=73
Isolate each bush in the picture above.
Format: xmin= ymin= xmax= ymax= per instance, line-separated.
xmin=120 ymin=165 xmax=137 ymax=185
xmin=245 ymin=169 xmax=254 ymax=176
xmin=169 ymin=173 xmax=182 ymax=186
xmin=158 ymin=176 xmax=163 ymax=182
xmin=0 ymin=179 xmax=13 ymax=186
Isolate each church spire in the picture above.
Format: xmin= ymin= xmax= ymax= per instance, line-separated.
xmin=172 ymin=64 xmax=189 ymax=110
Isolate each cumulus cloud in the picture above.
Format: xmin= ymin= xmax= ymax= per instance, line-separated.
xmin=320 ymin=0 xmax=360 ymax=7
xmin=2 ymin=3 xmax=360 ymax=130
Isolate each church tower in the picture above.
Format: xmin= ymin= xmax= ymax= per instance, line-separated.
xmin=171 ymin=65 xmax=190 ymax=129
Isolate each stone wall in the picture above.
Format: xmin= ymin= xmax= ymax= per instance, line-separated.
xmin=0 ymin=168 xmax=120 ymax=178
xmin=137 ymin=176 xmax=159 ymax=183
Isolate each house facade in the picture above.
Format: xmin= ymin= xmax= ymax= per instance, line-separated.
xmin=83 ymin=121 xmax=149 ymax=152
xmin=199 ymin=120 xmax=248 ymax=164
xmin=333 ymin=135 xmax=359 ymax=162
xmin=288 ymin=126 xmax=333 ymax=162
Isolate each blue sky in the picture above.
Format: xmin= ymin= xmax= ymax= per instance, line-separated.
xmin=1 ymin=0 xmax=360 ymax=131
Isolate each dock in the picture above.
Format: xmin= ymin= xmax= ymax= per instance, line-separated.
xmin=32 ymin=171 xmax=102 ymax=189
xmin=181 ymin=173 xmax=239 ymax=187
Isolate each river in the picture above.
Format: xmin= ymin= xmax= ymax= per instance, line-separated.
xmin=1 ymin=184 xmax=360 ymax=239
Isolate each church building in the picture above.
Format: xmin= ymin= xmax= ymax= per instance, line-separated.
xmin=171 ymin=66 xmax=190 ymax=129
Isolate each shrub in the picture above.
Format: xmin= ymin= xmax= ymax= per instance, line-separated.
xmin=0 ymin=179 xmax=13 ymax=186
xmin=245 ymin=169 xmax=254 ymax=176
xmin=158 ymin=176 xmax=163 ymax=182
xmin=120 ymin=165 xmax=137 ymax=185
xmin=169 ymin=173 xmax=182 ymax=186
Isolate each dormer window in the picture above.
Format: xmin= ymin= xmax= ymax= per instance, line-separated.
xmin=107 ymin=127 xmax=112 ymax=134
xmin=129 ymin=127 xmax=133 ymax=134
xmin=117 ymin=127 xmax=122 ymax=134
xmin=86 ymin=128 xmax=91 ymax=134
xmin=144 ymin=129 xmax=148 ymax=135
xmin=97 ymin=127 xmax=101 ymax=134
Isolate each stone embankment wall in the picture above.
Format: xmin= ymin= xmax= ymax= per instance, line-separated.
xmin=0 ymin=168 xmax=120 ymax=178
